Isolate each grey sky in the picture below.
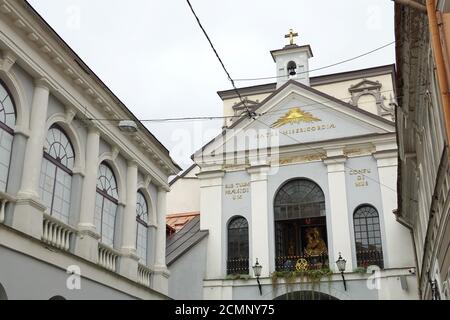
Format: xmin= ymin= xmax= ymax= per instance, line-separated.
xmin=27 ymin=0 xmax=395 ymax=170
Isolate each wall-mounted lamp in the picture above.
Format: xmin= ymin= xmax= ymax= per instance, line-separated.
xmin=252 ymin=259 xmax=262 ymax=296
xmin=336 ymin=252 xmax=347 ymax=291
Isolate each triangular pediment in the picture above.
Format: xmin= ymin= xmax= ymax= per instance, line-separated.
xmin=348 ymin=79 xmax=382 ymax=93
xmin=196 ymin=80 xmax=395 ymax=159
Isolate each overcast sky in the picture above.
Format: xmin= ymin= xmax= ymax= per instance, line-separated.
xmin=27 ymin=0 xmax=395 ymax=170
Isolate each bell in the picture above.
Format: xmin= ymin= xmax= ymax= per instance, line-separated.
xmin=288 ymin=67 xmax=297 ymax=76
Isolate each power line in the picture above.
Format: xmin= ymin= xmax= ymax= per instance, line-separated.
xmin=185 ymin=0 xmax=255 ymax=119
xmin=83 ymin=88 xmax=400 ymax=123
xmin=234 ymin=41 xmax=396 ymax=82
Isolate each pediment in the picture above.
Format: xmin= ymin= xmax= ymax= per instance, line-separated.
xmin=196 ymin=81 xmax=394 ymax=159
xmin=348 ymin=79 xmax=382 ymax=93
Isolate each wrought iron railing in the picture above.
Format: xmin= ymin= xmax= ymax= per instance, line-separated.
xmin=227 ymin=257 xmax=249 ymax=275
xmin=356 ymin=249 xmax=384 ymax=269
xmin=275 ymin=253 xmax=329 ymax=272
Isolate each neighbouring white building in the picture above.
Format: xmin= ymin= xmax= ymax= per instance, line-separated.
xmin=167 ymin=32 xmax=419 ymax=300
xmin=0 ymin=0 xmax=180 ymax=300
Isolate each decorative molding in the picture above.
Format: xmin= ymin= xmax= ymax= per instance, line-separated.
xmin=0 ymin=49 xmax=17 ymax=72
xmin=0 ymin=0 xmax=179 ymax=182
xmin=348 ymin=79 xmax=395 ymax=121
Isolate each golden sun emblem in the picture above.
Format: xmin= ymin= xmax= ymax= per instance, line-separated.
xmin=295 ymin=258 xmax=309 ymax=272
xmin=271 ymin=107 xmax=321 ymax=128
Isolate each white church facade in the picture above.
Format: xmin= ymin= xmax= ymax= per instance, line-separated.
xmin=0 ymin=0 xmax=180 ymax=300
xmin=167 ymin=33 xmax=419 ymax=300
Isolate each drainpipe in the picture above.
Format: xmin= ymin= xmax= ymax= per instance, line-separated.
xmin=438 ymin=11 xmax=450 ymax=76
xmin=394 ymin=211 xmax=422 ymax=299
xmin=427 ymin=0 xmax=450 ymax=151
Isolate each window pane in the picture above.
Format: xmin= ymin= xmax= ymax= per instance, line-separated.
xmin=97 ymin=163 xmax=118 ymax=200
xmin=0 ymin=129 xmax=13 ymax=192
xmin=136 ymin=222 xmax=148 ymax=264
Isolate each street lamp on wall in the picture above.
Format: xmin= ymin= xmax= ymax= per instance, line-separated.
xmin=252 ymin=259 xmax=263 ymax=296
xmin=336 ymin=253 xmax=347 ymax=291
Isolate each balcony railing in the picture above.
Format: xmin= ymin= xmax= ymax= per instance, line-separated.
xmin=356 ymin=249 xmax=384 ymax=269
xmin=276 ymin=253 xmax=329 ymax=272
xmin=98 ymin=243 xmax=119 ymax=272
xmin=138 ymin=264 xmax=153 ymax=288
xmin=42 ymin=214 xmax=76 ymax=252
xmin=227 ymin=257 xmax=249 ymax=275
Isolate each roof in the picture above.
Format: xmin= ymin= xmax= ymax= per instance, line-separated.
xmin=217 ymin=64 xmax=396 ymax=100
xmin=20 ymin=1 xmax=181 ymax=172
xmin=166 ymin=212 xmax=200 ymax=232
xmin=270 ymin=44 xmax=314 ymax=62
xmin=166 ymin=215 xmax=208 ymax=266
xmin=169 ymin=164 xmax=198 ymax=186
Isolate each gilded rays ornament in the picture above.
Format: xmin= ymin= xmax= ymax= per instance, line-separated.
xmin=271 ymin=107 xmax=321 ymax=128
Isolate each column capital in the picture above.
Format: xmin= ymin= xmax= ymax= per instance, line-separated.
xmin=373 ymin=150 xmax=398 ymax=161
xmin=34 ymin=77 xmax=52 ymax=90
xmin=157 ymin=185 xmax=170 ymax=193
xmin=246 ymin=164 xmax=270 ymax=175
xmin=197 ymin=169 xmax=225 ymax=180
xmin=127 ymin=159 xmax=139 ymax=168
xmin=323 ymin=155 xmax=347 ymax=166
xmin=0 ymin=50 xmax=17 ymax=72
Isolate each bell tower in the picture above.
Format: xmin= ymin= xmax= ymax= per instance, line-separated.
xmin=271 ymin=29 xmax=313 ymax=88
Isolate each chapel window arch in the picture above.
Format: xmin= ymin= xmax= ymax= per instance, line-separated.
xmin=136 ymin=190 xmax=149 ymax=265
xmin=39 ymin=125 xmax=75 ymax=224
xmin=353 ymin=205 xmax=384 ymax=269
xmin=227 ymin=216 xmax=249 ymax=275
xmin=0 ymin=80 xmax=16 ymax=192
xmin=95 ymin=162 xmax=119 ymax=246
xmin=274 ymin=178 xmax=329 ymax=271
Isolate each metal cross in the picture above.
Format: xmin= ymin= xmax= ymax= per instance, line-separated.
xmin=285 ymin=29 xmax=299 ymax=45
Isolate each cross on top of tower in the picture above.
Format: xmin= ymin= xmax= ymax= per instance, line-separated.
xmin=285 ymin=29 xmax=299 ymax=45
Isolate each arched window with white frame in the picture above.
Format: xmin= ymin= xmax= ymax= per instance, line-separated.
xmin=39 ymin=126 xmax=75 ymax=224
xmin=95 ymin=163 xmax=118 ymax=246
xmin=136 ymin=191 xmax=149 ymax=265
xmin=353 ymin=205 xmax=384 ymax=269
xmin=0 ymin=81 xmax=16 ymax=192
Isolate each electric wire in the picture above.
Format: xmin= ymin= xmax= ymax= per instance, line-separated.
xmin=234 ymin=41 xmax=396 ymax=82
xmin=185 ymin=0 xmax=255 ymax=119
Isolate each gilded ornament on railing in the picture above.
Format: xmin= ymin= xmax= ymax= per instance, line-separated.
xmin=271 ymin=107 xmax=321 ymax=128
xmin=295 ymin=258 xmax=309 ymax=272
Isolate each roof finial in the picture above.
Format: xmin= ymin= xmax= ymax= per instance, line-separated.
xmin=285 ymin=29 xmax=298 ymax=45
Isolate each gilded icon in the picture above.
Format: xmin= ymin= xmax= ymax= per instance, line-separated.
xmin=271 ymin=107 xmax=321 ymax=128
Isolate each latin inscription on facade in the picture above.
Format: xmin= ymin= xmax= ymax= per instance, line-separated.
xmin=225 ymin=182 xmax=250 ymax=201
xmin=349 ymin=169 xmax=371 ymax=188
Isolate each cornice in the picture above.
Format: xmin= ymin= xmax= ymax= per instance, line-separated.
xmin=0 ymin=0 xmax=179 ymax=179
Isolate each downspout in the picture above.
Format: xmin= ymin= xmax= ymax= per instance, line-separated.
xmin=427 ymin=0 xmax=450 ymax=151
xmin=394 ymin=211 xmax=422 ymax=299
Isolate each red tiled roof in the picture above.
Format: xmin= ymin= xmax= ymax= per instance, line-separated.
xmin=166 ymin=212 xmax=200 ymax=233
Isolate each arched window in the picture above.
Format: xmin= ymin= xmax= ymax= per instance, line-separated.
xmin=136 ymin=191 xmax=149 ymax=264
xmin=49 ymin=295 xmax=66 ymax=300
xmin=274 ymin=179 xmax=328 ymax=271
xmin=353 ymin=205 xmax=384 ymax=268
xmin=0 ymin=81 xmax=16 ymax=192
xmin=227 ymin=216 xmax=249 ymax=275
xmin=95 ymin=163 xmax=118 ymax=246
xmin=39 ymin=126 xmax=75 ymax=224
